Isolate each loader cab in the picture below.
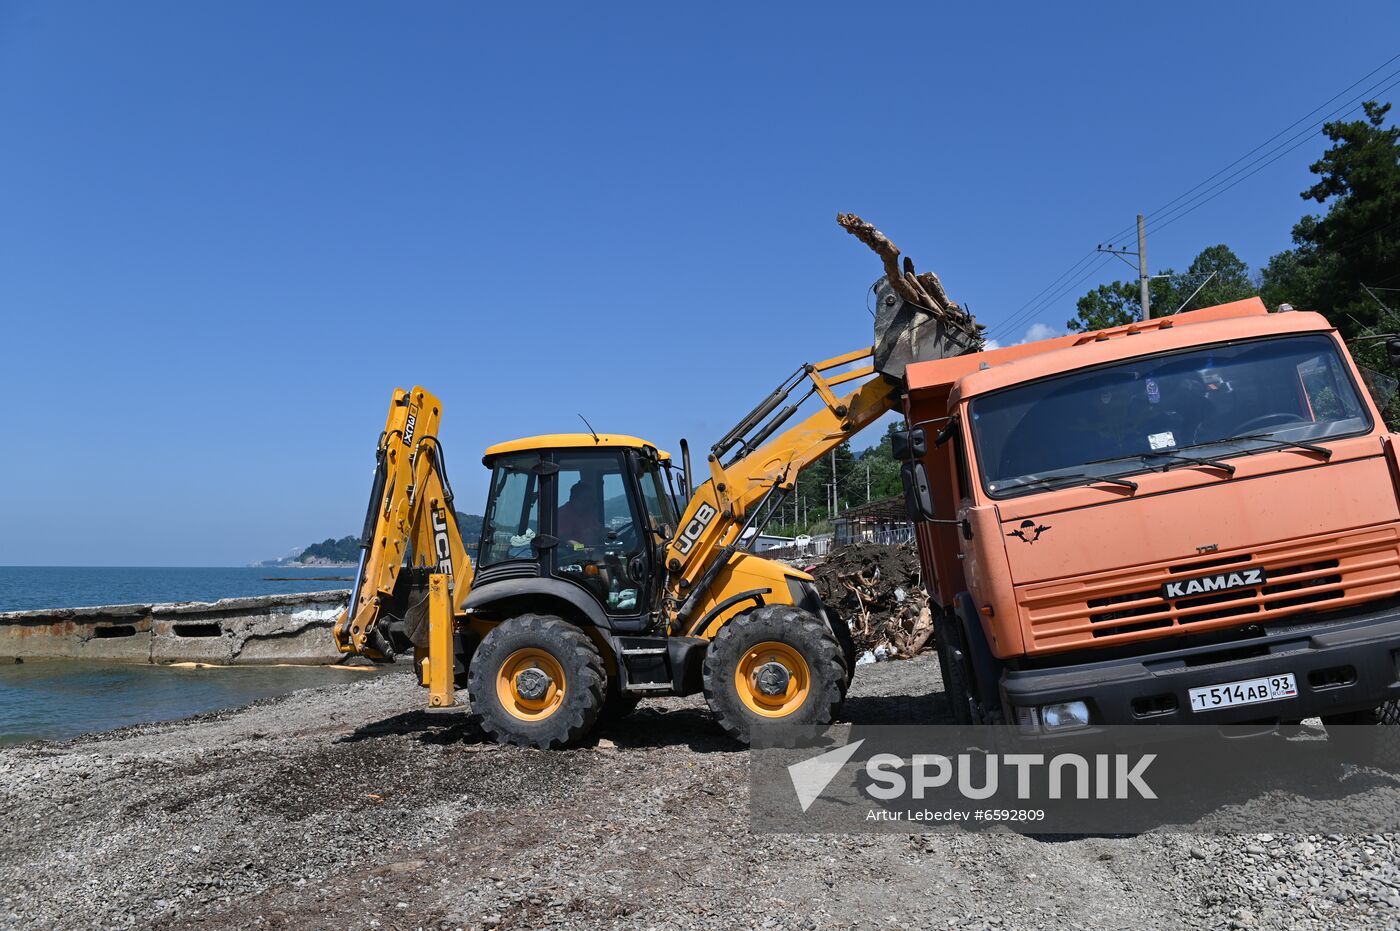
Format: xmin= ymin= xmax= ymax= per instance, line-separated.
xmin=478 ymin=434 xmax=676 ymax=628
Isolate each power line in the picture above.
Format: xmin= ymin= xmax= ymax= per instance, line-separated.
xmin=991 ymin=254 xmax=1117 ymax=340
xmin=1141 ymin=71 xmax=1400 ymax=239
xmin=986 ymin=251 xmax=1099 ymax=339
xmin=1095 ymin=53 xmax=1400 ymax=248
xmin=991 ymin=53 xmax=1400 ymax=339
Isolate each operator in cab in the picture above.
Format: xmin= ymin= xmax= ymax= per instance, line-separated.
xmin=557 ymin=476 xmax=605 ymax=547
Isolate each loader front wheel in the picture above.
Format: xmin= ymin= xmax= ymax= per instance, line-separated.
xmin=825 ymin=604 xmax=857 ymax=696
xmin=468 ymin=614 xmax=605 ymax=749
xmin=703 ymin=605 xmax=845 ymax=744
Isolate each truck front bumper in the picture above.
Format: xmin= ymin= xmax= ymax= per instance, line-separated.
xmin=1001 ymin=601 xmax=1400 ymax=727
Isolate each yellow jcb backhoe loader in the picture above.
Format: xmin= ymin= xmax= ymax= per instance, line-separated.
xmin=332 ymin=217 xmax=982 ymax=747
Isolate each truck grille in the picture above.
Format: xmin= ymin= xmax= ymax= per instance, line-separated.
xmin=1019 ymin=527 xmax=1400 ymax=653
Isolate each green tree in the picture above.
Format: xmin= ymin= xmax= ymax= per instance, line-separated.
xmin=767 ymin=424 xmax=922 ymax=537
xmin=855 ymin=421 xmax=906 ymax=502
xmin=1066 ymin=244 xmax=1257 ymax=332
xmin=1178 ymin=244 xmax=1256 ymax=311
xmin=766 ymin=440 xmax=858 ymax=536
xmin=1259 ymin=101 xmax=1400 ymax=336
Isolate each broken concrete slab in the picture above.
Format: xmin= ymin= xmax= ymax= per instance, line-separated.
xmin=0 ymin=591 xmax=352 ymax=665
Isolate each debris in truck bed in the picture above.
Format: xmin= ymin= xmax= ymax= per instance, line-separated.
xmin=810 ymin=542 xmax=934 ymax=658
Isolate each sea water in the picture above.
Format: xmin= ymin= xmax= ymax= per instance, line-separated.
xmin=0 ymin=565 xmax=354 ymax=613
xmin=0 ymin=565 xmax=379 ymax=745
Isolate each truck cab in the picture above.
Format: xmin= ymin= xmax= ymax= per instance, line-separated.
xmin=904 ymin=298 xmax=1400 ymax=732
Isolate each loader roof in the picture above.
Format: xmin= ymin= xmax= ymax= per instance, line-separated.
xmin=483 ymin=433 xmax=671 ymax=460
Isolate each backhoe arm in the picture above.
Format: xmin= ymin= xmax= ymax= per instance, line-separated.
xmin=333 ymin=386 xmax=475 ymax=661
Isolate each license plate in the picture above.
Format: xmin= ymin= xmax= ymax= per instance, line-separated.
xmin=1188 ymin=673 xmax=1298 ymax=712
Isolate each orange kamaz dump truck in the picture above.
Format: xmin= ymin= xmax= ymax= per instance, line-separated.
xmin=899 ymin=297 xmax=1400 ymax=733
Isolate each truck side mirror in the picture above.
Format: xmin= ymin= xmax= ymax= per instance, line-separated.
xmin=1387 ymin=338 xmax=1400 ymax=368
xmin=900 ymin=461 xmax=936 ymax=521
xmin=891 ymin=428 xmax=927 ymax=461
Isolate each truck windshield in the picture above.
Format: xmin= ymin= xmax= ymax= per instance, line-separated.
xmin=969 ymin=333 xmax=1372 ymax=498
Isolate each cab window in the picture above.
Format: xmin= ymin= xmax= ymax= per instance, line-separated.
xmin=638 ymin=462 xmax=676 ymax=534
xmin=479 ymin=454 xmax=541 ymax=565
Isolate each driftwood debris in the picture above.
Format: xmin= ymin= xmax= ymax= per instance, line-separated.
xmin=836 ymin=212 xmax=985 ymax=340
xmin=811 ymin=543 xmax=935 ymax=659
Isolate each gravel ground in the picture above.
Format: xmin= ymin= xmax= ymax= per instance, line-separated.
xmin=2 ymin=655 xmax=1400 ymax=930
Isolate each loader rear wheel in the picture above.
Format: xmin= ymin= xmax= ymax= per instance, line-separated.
xmin=703 ymin=605 xmax=845 ymax=744
xmin=468 ymin=614 xmax=605 ymax=749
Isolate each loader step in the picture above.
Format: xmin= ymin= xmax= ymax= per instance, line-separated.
xmin=613 ymin=635 xmax=708 ymax=697
xmin=617 ymin=637 xmax=672 ymax=688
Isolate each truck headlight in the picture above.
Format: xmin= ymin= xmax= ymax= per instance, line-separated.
xmin=1013 ymin=706 xmax=1040 ymax=732
xmin=1040 ymin=700 xmax=1091 ymax=731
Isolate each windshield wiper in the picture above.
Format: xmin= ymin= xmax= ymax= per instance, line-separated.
xmin=1001 ymin=473 xmax=1139 ymax=493
xmin=1227 ymin=432 xmax=1334 ymax=460
xmin=1084 ymin=450 xmax=1236 ymax=476
xmin=1166 ymin=432 xmax=1333 ymax=460
xmin=1147 ymin=451 xmax=1236 ymax=476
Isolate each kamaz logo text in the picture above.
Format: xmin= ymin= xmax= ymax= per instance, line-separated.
xmin=403 ymin=413 xmax=417 ymax=446
xmin=1162 ymin=568 xmax=1264 ymax=600
xmin=431 ymin=506 xmax=453 ymax=576
xmin=675 ymin=502 xmax=718 ymax=555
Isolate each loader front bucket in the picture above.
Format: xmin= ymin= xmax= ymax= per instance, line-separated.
xmin=871 ymin=275 xmax=984 ymax=381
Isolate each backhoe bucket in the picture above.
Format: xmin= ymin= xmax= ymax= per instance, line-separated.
xmin=871 ymin=276 xmax=984 ymax=381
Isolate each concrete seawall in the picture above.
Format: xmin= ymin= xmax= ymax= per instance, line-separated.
xmin=0 ymin=590 xmax=353 ymax=665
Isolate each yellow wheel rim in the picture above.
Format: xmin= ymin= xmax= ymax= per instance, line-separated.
xmin=735 ymin=641 xmax=810 ymax=717
xmin=495 ymin=647 xmax=567 ymax=721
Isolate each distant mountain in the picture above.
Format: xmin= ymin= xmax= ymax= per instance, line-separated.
xmin=297 ymin=536 xmax=360 ymax=566
xmin=456 ymin=512 xmax=484 ymax=541
xmin=255 ymin=513 xmax=485 ymax=568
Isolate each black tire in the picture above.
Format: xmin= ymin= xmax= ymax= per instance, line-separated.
xmin=467 ymin=614 xmax=605 ymax=749
xmin=825 ymin=604 xmax=858 ymax=696
xmin=702 ymin=605 xmax=846 ymax=744
xmin=935 ymin=612 xmax=975 ymax=725
xmin=1323 ymin=700 xmax=1400 ymax=769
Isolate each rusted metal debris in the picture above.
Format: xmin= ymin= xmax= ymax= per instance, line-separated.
xmin=836 ymin=213 xmax=985 ymax=342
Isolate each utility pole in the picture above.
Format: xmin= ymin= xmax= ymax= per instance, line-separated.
xmin=1097 ymin=213 xmax=1151 ymax=321
xmin=823 ymin=450 xmax=834 ymax=518
xmin=1136 ymin=214 xmax=1150 ymax=322
xmin=866 ymin=461 xmax=871 ymax=503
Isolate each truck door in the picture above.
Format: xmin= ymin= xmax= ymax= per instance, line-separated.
xmin=551 ymin=449 xmax=651 ymax=622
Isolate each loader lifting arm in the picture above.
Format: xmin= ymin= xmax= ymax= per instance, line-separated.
xmin=332 ymin=386 xmax=476 ymax=664
xmin=662 ymin=214 xmax=985 ymax=633
xmin=663 ymin=347 xmax=898 ymax=630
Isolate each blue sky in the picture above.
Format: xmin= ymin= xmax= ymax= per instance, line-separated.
xmin=1 ymin=2 xmax=1396 ymax=566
